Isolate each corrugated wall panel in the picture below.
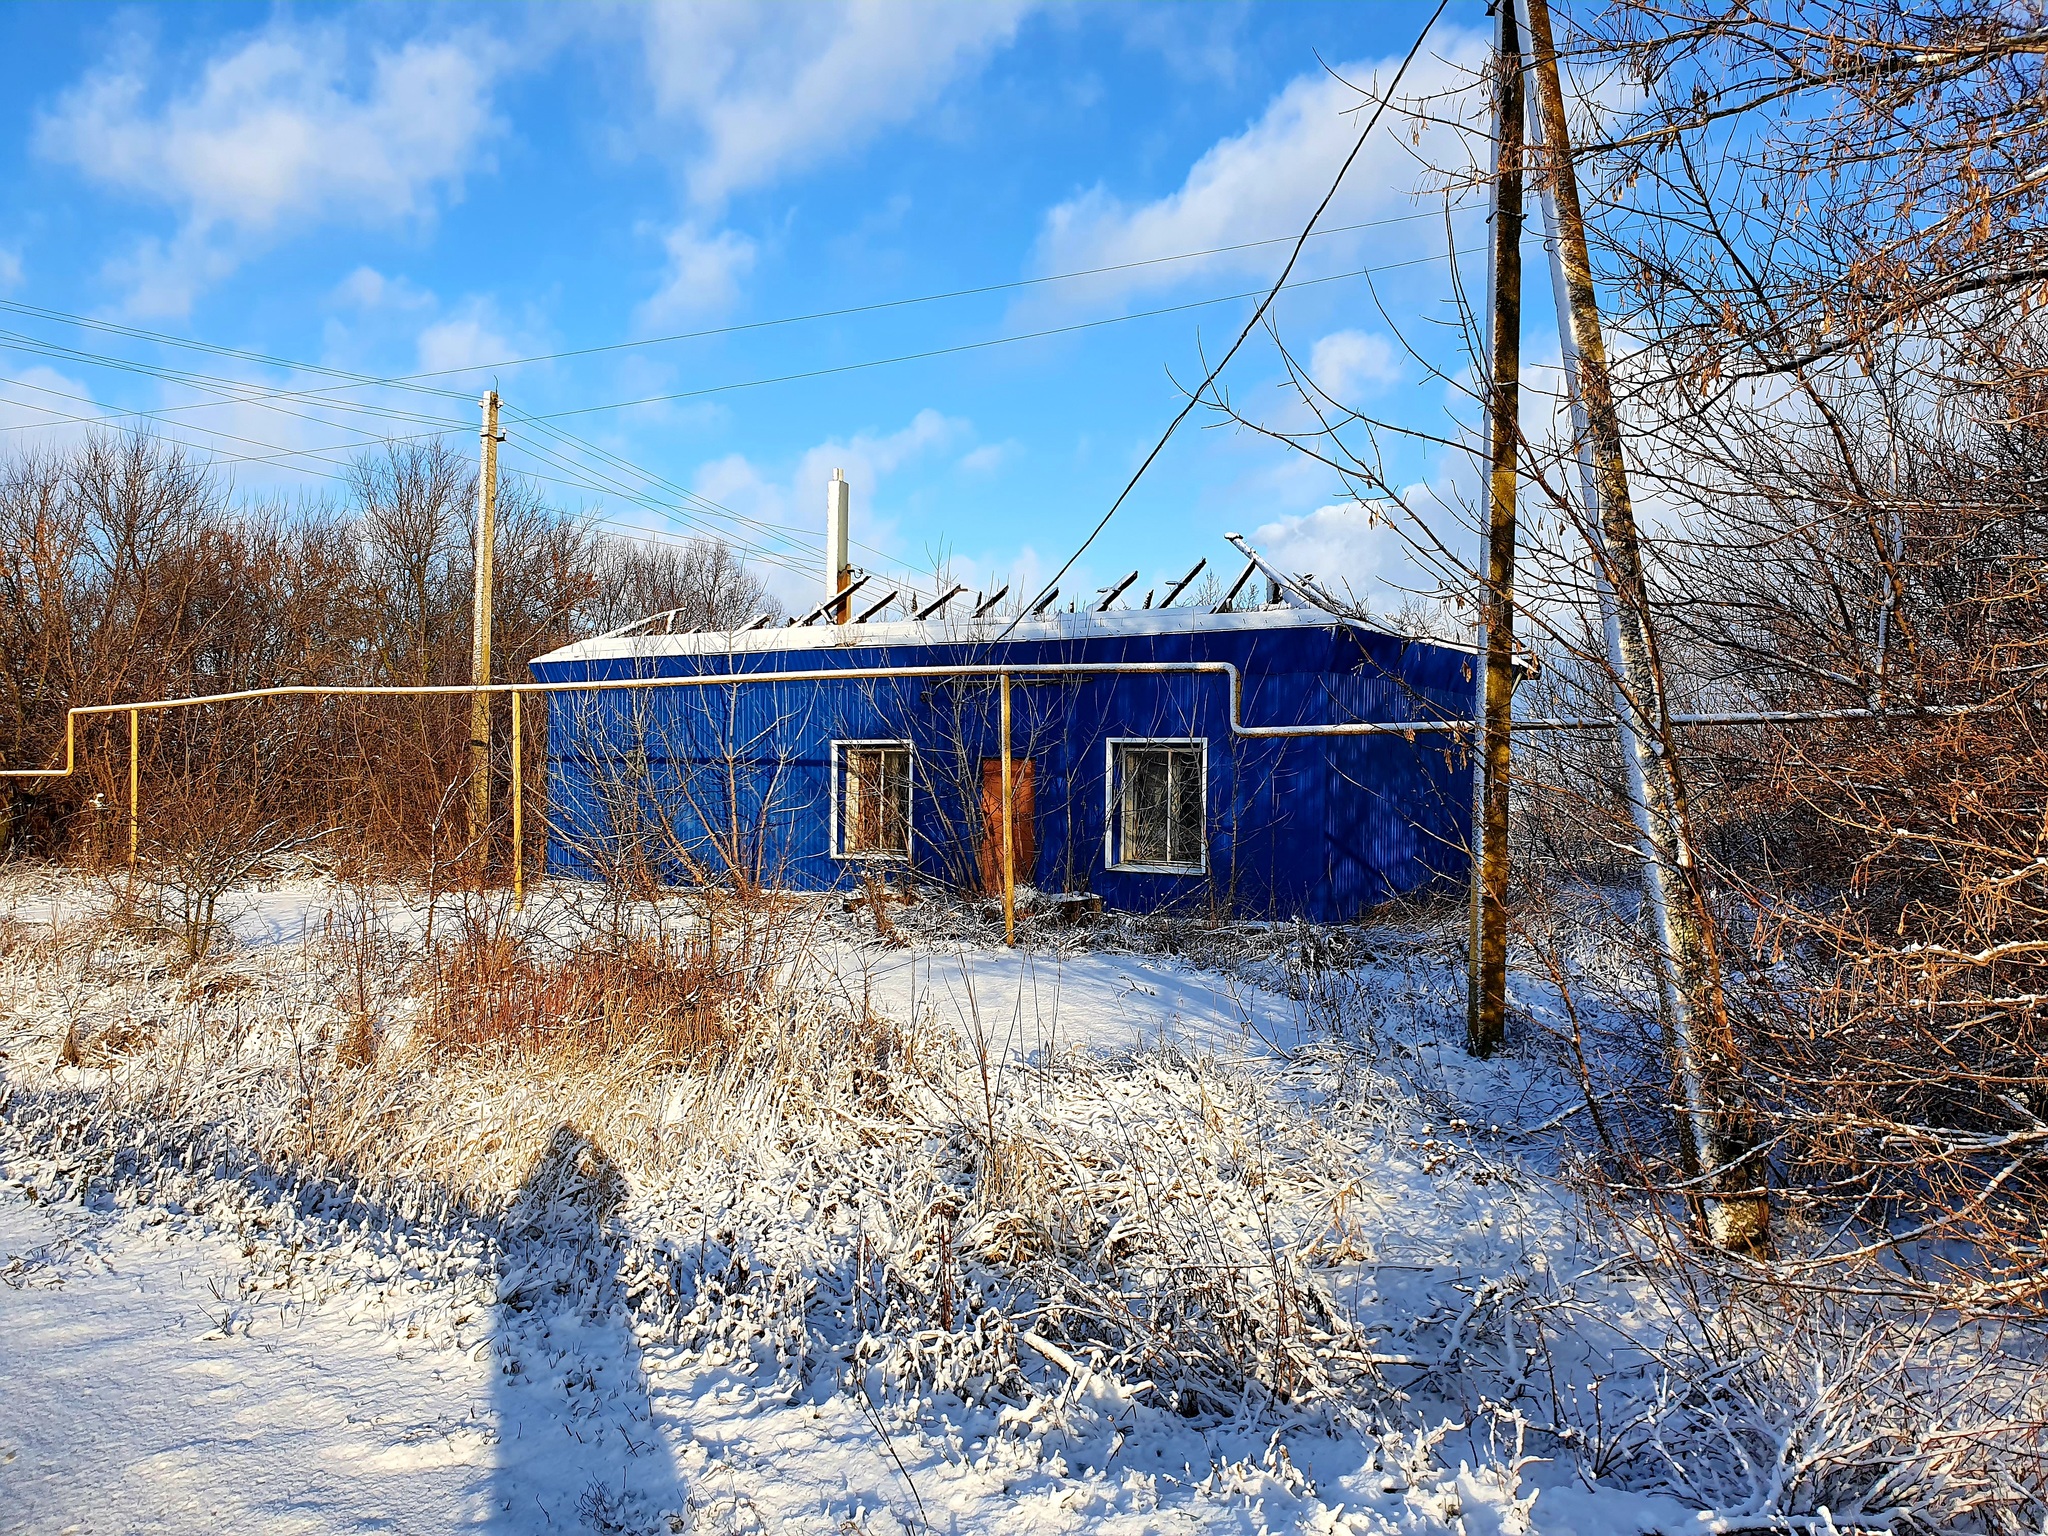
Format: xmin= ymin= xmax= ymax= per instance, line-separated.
xmin=530 ymin=620 xmax=1474 ymax=921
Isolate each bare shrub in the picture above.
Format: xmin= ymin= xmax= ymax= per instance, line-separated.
xmin=138 ymin=747 xmax=318 ymax=965
xmin=417 ymin=896 xmax=799 ymax=1069
xmin=1550 ymin=1272 xmax=2048 ymax=1532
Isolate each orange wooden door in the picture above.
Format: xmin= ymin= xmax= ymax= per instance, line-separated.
xmin=978 ymin=757 xmax=1036 ymax=893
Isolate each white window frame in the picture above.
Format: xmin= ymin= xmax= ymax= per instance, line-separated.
xmin=830 ymin=738 xmax=916 ymax=862
xmin=1103 ymin=736 xmax=1208 ymax=875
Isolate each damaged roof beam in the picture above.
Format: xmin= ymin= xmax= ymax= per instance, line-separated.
xmin=854 ymin=590 xmax=900 ymax=624
xmin=915 ymin=584 xmax=967 ymax=620
xmin=1095 ymin=571 xmax=1138 ymax=611
xmin=1158 ymin=557 xmax=1206 ymax=608
xmin=798 ymin=572 xmax=870 ymax=625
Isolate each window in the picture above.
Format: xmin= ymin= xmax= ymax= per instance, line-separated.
xmin=835 ymin=742 xmax=913 ymax=859
xmin=1107 ymin=740 xmax=1205 ymax=872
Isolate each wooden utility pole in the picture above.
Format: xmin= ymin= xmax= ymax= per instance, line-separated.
xmin=469 ymin=390 xmax=502 ymax=880
xmin=1523 ymin=0 xmax=1767 ymax=1251
xmin=1468 ymin=0 xmax=1526 ymax=1059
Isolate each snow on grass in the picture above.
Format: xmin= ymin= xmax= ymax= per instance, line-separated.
xmin=1 ymin=1194 xmax=516 ymax=1529
xmin=0 ymin=867 xmax=1722 ymax=1534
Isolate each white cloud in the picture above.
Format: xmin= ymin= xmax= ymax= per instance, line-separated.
xmin=1115 ymin=5 xmax=1244 ymax=84
xmin=688 ymin=408 xmax=967 ymax=607
xmin=36 ymin=22 xmax=506 ymax=315
xmin=330 ymin=265 xmax=435 ymax=314
xmin=1309 ymin=329 xmax=1401 ymax=401
xmin=316 ymin=272 xmax=531 ymax=388
xmin=0 ymin=364 xmax=98 ymax=449
xmin=0 ymin=247 xmax=21 ymax=296
xmin=641 ymin=0 xmax=1033 ymax=207
xmin=97 ymin=231 xmax=240 ymax=320
xmin=624 ymin=1 xmax=1032 ymax=319
xmin=416 ymin=298 xmax=521 ymax=375
xmin=1029 ymin=32 xmax=1484 ymax=312
xmin=1251 ymin=501 xmax=1393 ymax=597
xmin=639 ymin=224 xmax=759 ymax=326
xmin=792 ymin=408 xmax=963 ymax=497
xmin=957 ymin=442 xmax=1016 ymax=475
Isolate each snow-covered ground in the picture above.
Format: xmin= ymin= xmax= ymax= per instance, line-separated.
xmin=2 ymin=1195 xmax=510 ymax=1530
xmin=0 ymin=870 xmax=1760 ymax=1534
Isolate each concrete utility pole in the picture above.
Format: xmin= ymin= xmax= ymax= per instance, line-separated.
xmin=469 ymin=390 xmax=502 ymax=878
xmin=826 ymin=470 xmax=852 ymax=623
xmin=1522 ymin=0 xmax=1767 ymax=1251
xmin=1468 ymin=0 xmax=1526 ymax=1059
xmin=1520 ymin=27 xmax=1683 ymax=1044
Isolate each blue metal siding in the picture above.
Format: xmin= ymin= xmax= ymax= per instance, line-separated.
xmin=529 ymin=621 xmax=1473 ymax=921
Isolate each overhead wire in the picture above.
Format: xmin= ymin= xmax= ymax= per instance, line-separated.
xmin=0 ymin=205 xmax=1449 ymax=402
xmin=0 ymin=367 xmax=446 ymax=476
xmin=0 ymin=371 xmax=789 ymax=563
xmin=0 ymin=217 xmax=1465 ymax=597
xmin=510 ymin=409 xmax=832 ymax=556
xmin=0 ymin=329 xmax=467 ymax=434
xmin=523 ymin=259 xmax=1441 ymax=422
xmin=0 ymin=353 xmax=846 ymax=585
xmin=0 ymin=365 xmax=822 ymax=577
xmin=0 ymin=252 xmax=1453 ymax=447
xmin=502 ymin=405 xmax=932 ymax=587
xmin=998 ymin=0 xmax=1452 ymax=639
xmin=493 ymin=430 xmax=823 ymax=580
xmin=0 ymin=254 xmax=1462 ymax=592
xmin=499 ymin=242 xmax=1461 ymax=584
xmin=0 ymin=332 xmax=853 ymax=575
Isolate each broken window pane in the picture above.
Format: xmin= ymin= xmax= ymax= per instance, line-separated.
xmin=842 ymin=745 xmax=912 ymax=857
xmin=1115 ymin=743 xmax=1203 ymax=869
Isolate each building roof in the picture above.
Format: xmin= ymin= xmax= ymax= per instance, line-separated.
xmin=533 ymin=602 xmax=1469 ymax=668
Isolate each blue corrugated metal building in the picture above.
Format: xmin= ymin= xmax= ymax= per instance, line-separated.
xmin=528 ymin=606 xmax=1474 ymax=922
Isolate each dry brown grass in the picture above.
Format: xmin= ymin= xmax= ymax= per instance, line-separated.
xmin=413 ymin=891 xmax=819 ymax=1073
xmin=419 ymin=929 xmax=736 ymax=1066
xmin=334 ymin=1009 xmax=377 ymax=1069
xmin=0 ymin=916 xmax=51 ymax=957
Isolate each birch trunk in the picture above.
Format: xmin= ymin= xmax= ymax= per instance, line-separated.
xmin=1523 ymin=0 xmax=1768 ymax=1252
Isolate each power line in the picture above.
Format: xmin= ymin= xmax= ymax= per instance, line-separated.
xmin=0 ymin=372 xmax=793 ymax=566
xmin=0 ymin=367 xmax=445 ymax=474
xmin=0 ymin=336 xmax=876 ymax=576
xmin=0 ymin=207 xmax=1447 ymax=402
xmin=0 ymin=194 xmax=1478 ymax=593
xmin=527 ymin=256 xmax=1449 ymax=422
xmin=999 ymin=0 xmax=1452 ymax=638
xmin=496 ymin=433 xmax=822 ymax=580
xmin=0 ymin=251 xmax=1464 ymax=590
xmin=0 ymin=249 xmax=1452 ymax=445
xmin=503 ymin=405 xmax=931 ymax=586
xmin=0 ymin=372 xmax=822 ymax=579
xmin=0 ymin=225 xmax=1466 ymax=599
xmin=0 ymin=331 xmax=468 ymax=435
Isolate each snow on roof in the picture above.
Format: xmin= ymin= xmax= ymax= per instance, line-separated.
xmin=533 ymin=602 xmax=1441 ymax=667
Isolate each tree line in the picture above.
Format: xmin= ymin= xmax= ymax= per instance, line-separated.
xmin=0 ymin=432 xmax=776 ymax=868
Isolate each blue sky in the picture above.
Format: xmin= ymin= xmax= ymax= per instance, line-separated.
xmin=0 ymin=1 xmax=1499 ymax=617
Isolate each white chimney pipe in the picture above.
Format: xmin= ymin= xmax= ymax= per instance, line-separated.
xmin=825 ymin=468 xmax=851 ymax=623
